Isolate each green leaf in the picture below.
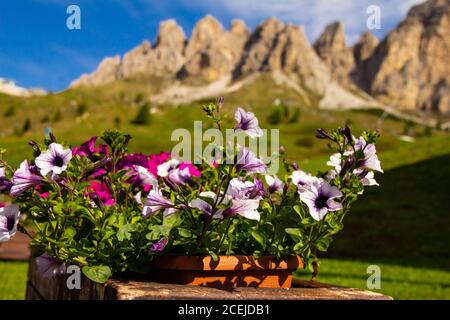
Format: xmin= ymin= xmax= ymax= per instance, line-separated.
xmin=163 ymin=212 xmax=183 ymax=228
xmin=285 ymin=228 xmax=303 ymax=242
xmin=206 ymin=248 xmax=218 ymax=261
xmin=117 ymin=224 xmax=136 ymax=242
xmin=61 ymin=226 xmax=77 ymax=240
xmin=82 ymin=265 xmax=112 ymax=283
xmin=251 ymin=230 xmax=265 ymax=248
xmin=146 ymin=225 xmax=171 ymax=240
xmin=316 ymin=238 xmax=330 ymax=252
xmin=177 ymin=227 xmax=192 ymax=238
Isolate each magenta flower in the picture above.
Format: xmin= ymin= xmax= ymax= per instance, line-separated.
xmin=35 ymin=253 xmax=67 ymax=278
xmin=0 ymin=204 xmax=20 ymax=242
xmin=35 ymin=143 xmax=72 ymax=176
xmin=10 ymin=160 xmax=41 ymax=196
xmin=265 ymin=175 xmax=284 ymax=193
xmin=148 ymin=152 xmax=171 ymax=176
xmin=87 ymin=181 xmax=115 ymax=206
xmin=142 ymin=188 xmax=177 ymax=217
xmin=149 ymin=238 xmax=169 ymax=253
xmin=179 ymin=162 xmax=201 ymax=177
xmin=117 ymin=153 xmax=148 ymax=170
xmin=234 ymin=107 xmax=263 ymax=138
xmin=72 ymin=136 xmax=108 ymax=160
xmin=299 ymin=179 xmax=342 ymax=221
xmin=235 ymin=147 xmax=267 ymax=174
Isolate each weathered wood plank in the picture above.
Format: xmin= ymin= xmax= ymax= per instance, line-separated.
xmin=0 ymin=232 xmax=31 ymax=261
xmin=26 ymin=259 xmax=392 ymax=300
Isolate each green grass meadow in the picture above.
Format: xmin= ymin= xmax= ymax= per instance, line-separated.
xmin=0 ymin=77 xmax=449 ymax=299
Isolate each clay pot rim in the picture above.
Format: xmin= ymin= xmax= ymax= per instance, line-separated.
xmin=151 ymin=255 xmax=303 ymax=271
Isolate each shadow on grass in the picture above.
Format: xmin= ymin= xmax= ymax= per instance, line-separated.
xmin=327 ymin=154 xmax=450 ymax=271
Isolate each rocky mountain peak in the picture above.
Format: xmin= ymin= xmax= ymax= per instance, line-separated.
xmin=313 ymin=21 xmax=347 ymax=61
xmin=185 ymin=15 xmax=225 ymax=58
xmin=367 ymin=0 xmax=450 ymax=113
xmin=70 ymin=1 xmax=449 ymax=114
xmin=353 ymin=32 xmax=379 ymax=64
xmin=230 ymin=19 xmax=250 ymax=37
xmin=155 ymin=19 xmax=186 ymax=51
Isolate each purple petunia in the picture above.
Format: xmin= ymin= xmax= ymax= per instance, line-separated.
xmin=299 ymin=179 xmax=343 ymax=221
xmin=0 ymin=204 xmax=20 ymax=242
xmin=149 ymin=237 xmax=169 ymax=253
xmin=234 ymin=107 xmax=263 ymax=138
xmin=35 ymin=143 xmax=72 ymax=176
xmin=235 ymin=147 xmax=267 ymax=174
xmin=223 ymin=198 xmax=261 ymax=221
xmin=141 ymin=188 xmax=178 ymax=217
xmin=327 ymin=136 xmax=382 ymax=186
xmin=265 ymin=175 xmax=284 ymax=194
xmin=290 ymin=170 xmax=318 ymax=191
xmin=189 ymin=191 xmax=225 ymax=219
xmin=0 ymin=167 xmax=12 ymax=193
xmin=10 ymin=160 xmax=41 ymax=196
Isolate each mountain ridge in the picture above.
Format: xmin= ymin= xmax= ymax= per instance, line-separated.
xmin=70 ymin=0 xmax=450 ymax=115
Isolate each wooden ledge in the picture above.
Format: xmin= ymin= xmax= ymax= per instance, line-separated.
xmin=103 ymin=278 xmax=392 ymax=300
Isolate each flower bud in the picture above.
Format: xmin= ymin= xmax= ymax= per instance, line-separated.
xmin=341 ymin=125 xmax=353 ymax=144
xmin=315 ymin=128 xmax=332 ymax=140
xmin=49 ymin=132 xmax=57 ymax=143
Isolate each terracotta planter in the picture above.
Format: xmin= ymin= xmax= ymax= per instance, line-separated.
xmin=149 ymin=255 xmax=303 ymax=288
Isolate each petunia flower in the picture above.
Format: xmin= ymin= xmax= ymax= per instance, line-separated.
xmin=327 ymin=136 xmax=383 ymax=174
xmin=10 ymin=160 xmax=41 ymax=196
xmin=86 ymin=181 xmax=115 ymax=206
xmin=227 ymin=178 xmax=256 ymax=199
xmin=0 ymin=167 xmax=12 ymax=193
xmin=223 ymin=198 xmax=261 ymax=221
xmin=157 ymin=159 xmax=180 ymax=177
xmin=179 ymin=162 xmax=201 ymax=177
xmin=235 ymin=147 xmax=267 ymax=174
xmin=157 ymin=158 xmax=200 ymax=186
xmin=189 ymin=192 xmax=224 ymax=219
xmin=149 ymin=238 xmax=169 ymax=253
xmin=265 ymin=175 xmax=284 ymax=194
xmin=35 ymin=143 xmax=72 ymax=176
xmin=72 ymin=136 xmax=108 ymax=160
xmin=117 ymin=153 xmax=148 ymax=170
xmin=141 ymin=188 xmax=178 ymax=217
xmin=148 ymin=152 xmax=171 ymax=176
xmin=234 ymin=107 xmax=263 ymax=138
xmin=290 ymin=170 xmax=318 ymax=191
xmin=35 ymin=253 xmax=67 ymax=278
xmin=0 ymin=204 xmax=21 ymax=242
xmin=127 ymin=165 xmax=157 ymax=191
xmin=299 ymin=179 xmax=343 ymax=221
xmin=354 ymin=137 xmax=383 ymax=173
xmin=355 ymin=169 xmax=379 ymax=187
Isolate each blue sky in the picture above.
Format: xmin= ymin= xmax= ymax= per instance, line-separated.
xmin=0 ymin=0 xmax=424 ymax=91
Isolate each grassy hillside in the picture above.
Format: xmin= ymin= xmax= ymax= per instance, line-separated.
xmin=0 ymin=76 xmax=449 ymax=299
